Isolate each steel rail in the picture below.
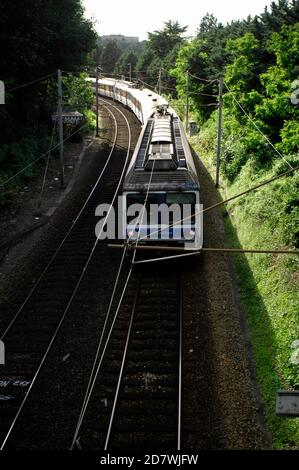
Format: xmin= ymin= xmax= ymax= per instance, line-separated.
xmin=1 ymin=105 xmax=117 ymax=341
xmin=101 ymin=274 xmax=182 ymax=450
xmin=65 ymin=98 xmax=134 ymax=449
xmin=104 ymin=278 xmax=141 ymax=450
xmin=0 ymin=101 xmax=131 ymax=450
xmin=70 ymin=263 xmax=135 ymax=449
xmin=177 ymin=277 xmax=183 ymax=450
xmin=70 ymin=123 xmax=155 ymax=448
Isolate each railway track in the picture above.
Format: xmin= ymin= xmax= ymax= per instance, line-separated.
xmin=0 ymin=100 xmax=134 ymax=449
xmin=74 ymin=267 xmax=183 ymax=451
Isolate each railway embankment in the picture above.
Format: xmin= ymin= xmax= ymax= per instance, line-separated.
xmin=191 ymin=134 xmax=299 ymax=450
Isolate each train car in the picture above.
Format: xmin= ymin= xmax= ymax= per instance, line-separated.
xmin=89 ymin=77 xmax=169 ymax=124
xmin=122 ymin=105 xmax=202 ymax=250
xmin=90 ymin=77 xmax=203 ymax=250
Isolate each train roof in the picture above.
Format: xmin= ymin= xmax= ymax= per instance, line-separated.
xmin=123 ymin=112 xmax=199 ymax=192
xmin=87 ymin=76 xmax=199 ymax=192
xmin=89 ymin=76 xmax=175 ymax=122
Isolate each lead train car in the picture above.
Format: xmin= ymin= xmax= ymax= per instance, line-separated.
xmin=93 ymin=77 xmax=203 ymax=250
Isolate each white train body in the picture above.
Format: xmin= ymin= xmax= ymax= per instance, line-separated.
xmin=90 ymin=77 xmax=203 ymax=250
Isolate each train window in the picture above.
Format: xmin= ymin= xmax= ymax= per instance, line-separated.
xmin=127 ymin=194 xmax=158 ymax=224
xmin=166 ymin=193 xmax=196 ymax=204
xmin=166 ymin=193 xmax=196 ymax=224
xmin=126 ymin=193 xmax=196 ymax=226
xmin=127 ymin=194 xmax=157 ymax=207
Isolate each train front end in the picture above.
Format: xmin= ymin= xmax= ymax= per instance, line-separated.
xmin=122 ymin=107 xmax=202 ymax=251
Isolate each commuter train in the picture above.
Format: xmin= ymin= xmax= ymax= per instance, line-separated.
xmin=91 ymin=77 xmax=202 ymax=251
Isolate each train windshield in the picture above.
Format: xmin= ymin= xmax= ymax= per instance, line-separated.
xmin=127 ymin=193 xmax=196 ymax=225
xmin=165 ymin=193 xmax=195 ymax=205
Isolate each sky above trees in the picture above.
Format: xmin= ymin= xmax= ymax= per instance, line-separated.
xmin=83 ymin=0 xmax=274 ymax=39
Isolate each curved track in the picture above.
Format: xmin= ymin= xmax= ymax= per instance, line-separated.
xmin=0 ymin=101 xmax=133 ymax=449
xmin=0 ymin=93 xmax=266 ymax=451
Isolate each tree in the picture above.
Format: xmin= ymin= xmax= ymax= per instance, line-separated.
xmin=114 ymin=49 xmax=138 ymax=78
xmin=196 ymin=13 xmax=218 ymax=34
xmin=0 ymin=0 xmax=97 ymax=140
xmin=136 ymin=20 xmax=187 ymax=89
xmin=0 ymin=0 xmax=97 ymax=188
xmin=0 ymin=0 xmax=97 ymax=81
xmin=100 ymin=40 xmax=123 ymax=74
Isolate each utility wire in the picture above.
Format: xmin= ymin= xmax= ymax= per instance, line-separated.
xmin=70 ymin=139 xmax=156 ymax=450
xmin=36 ymin=112 xmax=58 ymax=208
xmin=0 ymin=122 xmax=88 ymax=190
xmin=223 ymin=81 xmax=294 ymax=170
xmin=129 ymin=247 xmax=299 ymax=265
xmin=133 ymin=164 xmax=299 ymax=244
xmin=189 ymin=73 xmax=217 ymax=84
xmin=158 ymin=83 xmax=217 ymax=98
xmin=6 ymin=73 xmax=56 ymax=93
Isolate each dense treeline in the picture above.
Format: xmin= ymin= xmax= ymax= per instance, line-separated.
xmin=94 ymin=2 xmax=299 ymax=447
xmin=169 ymin=0 xmax=298 ymax=448
xmin=94 ymin=21 xmax=187 ymax=86
xmin=0 ymin=0 xmax=96 ymax=190
xmin=0 ymin=0 xmax=298 ymax=449
xmin=135 ymin=21 xmax=187 ymax=89
xmin=170 ymin=0 xmax=298 ymax=243
xmin=94 ymin=37 xmax=145 ymax=77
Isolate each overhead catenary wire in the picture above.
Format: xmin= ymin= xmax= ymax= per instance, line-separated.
xmin=0 ymin=104 xmax=114 ymax=342
xmin=70 ymin=259 xmax=135 ymax=450
xmin=0 ymin=122 xmax=88 ymax=190
xmin=223 ymin=81 xmax=294 ymax=170
xmin=129 ymin=246 xmax=299 ymax=265
xmin=138 ymin=79 xmax=156 ymax=91
xmin=36 ymin=112 xmax=58 ymax=208
xmin=6 ymin=72 xmax=56 ymax=93
xmin=70 ymin=138 xmax=154 ymax=442
xmin=70 ymin=243 xmax=128 ymax=450
xmin=70 ymin=142 xmax=157 ymax=450
xmin=160 ymin=83 xmax=218 ymax=98
xmin=188 ymin=73 xmax=217 ymax=84
xmin=68 ymin=99 xmax=133 ymax=449
xmin=96 ymin=74 xmax=298 ymax=256
xmin=0 ymin=101 xmax=130 ymax=450
xmin=133 ymin=164 xmax=299 ymax=245
xmin=103 ymin=159 xmax=156 ymax=450
xmin=190 ymin=90 xmax=218 ymax=98
xmin=103 ymin=278 xmax=141 ymax=450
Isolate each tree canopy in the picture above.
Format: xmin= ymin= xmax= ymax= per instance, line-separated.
xmin=0 ymin=0 xmax=96 ymax=189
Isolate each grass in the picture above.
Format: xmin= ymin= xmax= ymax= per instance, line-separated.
xmin=190 ymin=134 xmax=299 ymax=449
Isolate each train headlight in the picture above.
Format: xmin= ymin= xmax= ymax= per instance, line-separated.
xmin=128 ymin=230 xmax=134 ymax=238
xmin=189 ymin=229 xmax=195 ymax=238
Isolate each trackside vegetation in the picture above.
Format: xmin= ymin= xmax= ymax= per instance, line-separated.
xmin=0 ymin=0 xmax=298 ymax=449
xmin=169 ymin=1 xmax=299 ymax=449
xmin=0 ymin=0 xmax=97 ymax=201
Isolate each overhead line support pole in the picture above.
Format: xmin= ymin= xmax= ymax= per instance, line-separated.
xmin=215 ymin=76 xmax=223 ymax=188
xmin=57 ymin=69 xmax=65 ymax=188
xmin=185 ymin=71 xmax=189 ymax=134
xmin=96 ymin=66 xmax=99 ymax=137
xmin=158 ymin=68 xmax=162 ymax=95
